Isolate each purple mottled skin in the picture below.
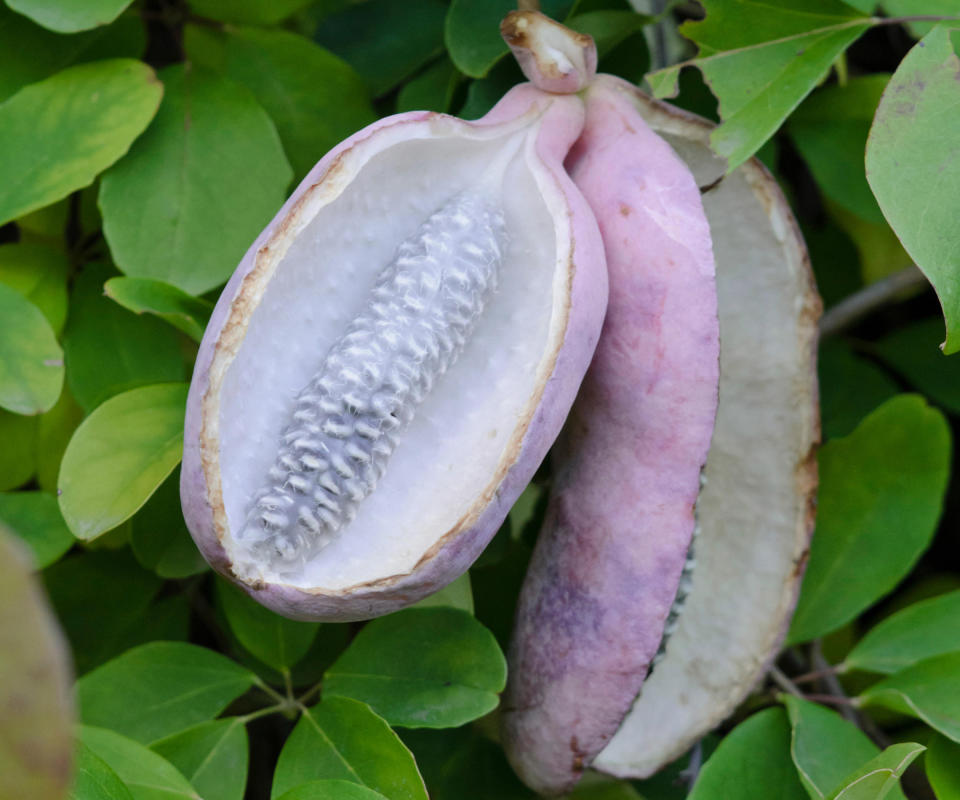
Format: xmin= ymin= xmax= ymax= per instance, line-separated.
xmin=181 ymin=84 xmax=608 ymax=621
xmin=502 ymin=75 xmax=720 ymax=796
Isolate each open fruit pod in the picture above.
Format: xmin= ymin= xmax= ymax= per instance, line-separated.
xmin=499 ymin=11 xmax=820 ymax=796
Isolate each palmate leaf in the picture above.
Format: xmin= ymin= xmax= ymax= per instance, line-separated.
xmin=275 ymin=782 xmax=389 ymax=800
xmin=866 ymin=23 xmax=960 ymax=354
xmin=787 ymin=395 xmax=951 ymax=644
xmin=70 ymin=743 xmax=133 ymax=800
xmin=0 ymin=59 xmax=161 ymax=225
xmin=687 ymin=708 xmax=807 ymax=800
xmin=151 ymin=719 xmax=249 ymax=800
xmin=826 ymin=743 xmax=924 ymax=800
xmin=648 ymin=0 xmax=871 ymax=170
xmin=323 ymin=608 xmax=504 ymax=728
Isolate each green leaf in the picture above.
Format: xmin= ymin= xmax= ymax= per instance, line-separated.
xmin=411 ymin=572 xmax=474 ymax=614
xmin=817 ymin=341 xmax=898 ymax=440
xmin=315 ymin=0 xmax=447 ymax=96
xmin=0 ymin=59 xmax=161 ymax=225
xmin=688 ymin=708 xmax=807 ymax=800
xmin=58 ymin=383 xmax=188 ymax=541
xmin=216 ymin=577 xmax=319 ymax=671
xmin=276 ymin=781 xmax=389 ymax=800
xmin=0 ymin=526 xmax=74 ymax=800
xmin=0 ymin=242 xmax=69 ymax=335
xmin=188 ymin=0 xmax=313 ymax=25
xmin=926 ymin=734 xmax=960 ymax=800
xmin=63 ymin=264 xmax=186 ymax=414
xmin=846 ymin=590 xmax=960 ymax=674
xmin=866 ymin=23 xmax=960 ymax=353
xmin=569 ymin=778 xmax=643 ymax=799
xmin=782 ymin=695 xmax=905 ymax=800
xmin=789 ymin=75 xmax=889 ymax=224
xmin=43 ymin=548 xmax=163 ymax=674
xmin=99 ymin=64 xmax=291 ymax=296
xmin=788 ymin=395 xmax=951 ymax=644
xmin=445 ymin=0 xmax=573 ymax=78
xmin=396 ymin=58 xmax=460 ymax=114
xmin=151 ymin=719 xmax=249 ymax=800
xmin=35 ymin=387 xmax=84 ymax=491
xmin=860 ymin=652 xmax=960 ymax=741
xmin=271 ymin=696 xmax=428 ymax=800
xmin=5 ymin=0 xmax=134 ymax=33
xmin=324 ymin=608 xmax=505 ymax=728
xmin=0 ymin=7 xmax=145 ymax=103
xmin=0 ymin=409 xmax=36 ymax=490
xmin=873 ymin=319 xmax=960 ymax=414
xmin=650 ymin=0 xmax=870 ymax=170
xmin=0 ymin=491 xmax=74 ymax=568
xmin=826 ymin=743 xmax=924 ymax=800
xmin=77 ymin=641 xmax=258 ymax=744
xmin=0 ymin=283 xmax=63 ymax=414
xmin=458 ymin=57 xmax=525 ymax=120
xmin=69 ymin=742 xmax=134 ymax=800
xmin=186 ymin=25 xmax=375 ymax=183
xmin=881 ymin=1 xmax=960 ymax=38
xmin=78 ymin=725 xmax=201 ymax=800
xmin=104 ymin=277 xmax=212 ymax=343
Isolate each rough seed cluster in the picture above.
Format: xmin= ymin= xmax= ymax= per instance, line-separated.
xmin=240 ymin=190 xmax=508 ymax=571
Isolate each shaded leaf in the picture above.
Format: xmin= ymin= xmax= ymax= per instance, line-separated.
xmin=0 ymin=409 xmax=37 ymax=490
xmin=130 ymin=469 xmax=207 ymax=579
xmin=0 ymin=59 xmax=161 ymax=225
xmin=650 ymin=0 xmax=870 ymax=170
xmin=315 ymin=0 xmax=447 ymax=96
xmin=873 ymin=319 xmax=960 ymax=414
xmin=69 ymin=742 xmax=133 ymax=800
xmin=35 ymin=387 xmax=84 ymax=491
xmin=216 ymin=577 xmax=319 ymax=671
xmin=926 ymin=733 xmax=960 ymax=800
xmin=5 ymin=0 xmax=134 ymax=33
xmin=43 ymin=548 xmax=162 ymax=674
xmin=151 ymin=719 xmax=249 ymax=800
xmin=817 ymin=341 xmax=897 ymax=440
xmin=789 ymin=75 xmax=889 ymax=224
xmin=188 ymin=0 xmax=313 ymax=25
xmin=99 ymin=64 xmax=291 ymax=296
xmin=396 ymin=57 xmax=461 ymax=114
xmin=0 ymin=8 xmax=144 ymax=102
xmin=104 ymin=277 xmax=212 ymax=343
xmin=688 ymin=708 xmax=807 ymax=800
xmin=866 ymin=23 xmax=960 ymax=353
xmin=276 ymin=781 xmax=389 ymax=800
xmin=58 ymin=383 xmax=188 ymax=541
xmin=788 ymin=395 xmax=951 ymax=644
xmin=78 ymin=725 xmax=200 ymax=800
xmin=782 ymin=694 xmax=905 ymax=800
xmin=826 ymin=743 xmax=923 ymax=800
xmin=860 ymin=652 xmax=960 ymax=741
xmin=0 ymin=283 xmax=63 ymax=414
xmin=0 ymin=242 xmax=68 ymax=334
xmin=186 ymin=25 xmax=375 ymax=182
xmin=0 ymin=526 xmax=73 ymax=800
xmin=63 ymin=264 xmax=185 ymax=414
xmin=0 ymin=491 xmax=74 ymax=568
xmin=324 ymin=608 xmax=504 ymax=728
xmin=412 ymin=572 xmax=474 ymax=614
xmin=272 ymin=696 xmax=427 ymax=800
xmin=846 ymin=590 xmax=960 ymax=674
xmin=77 ymin=642 xmax=257 ymax=744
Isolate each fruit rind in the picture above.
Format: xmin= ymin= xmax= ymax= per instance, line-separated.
xmin=181 ymin=85 xmax=608 ymax=621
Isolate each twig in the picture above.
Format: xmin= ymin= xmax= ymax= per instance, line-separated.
xmin=804 ymin=693 xmax=857 ymax=707
xmin=791 ymin=663 xmax=845 ymax=685
xmin=679 ymin=739 xmax=703 ymax=790
xmin=810 ymin=642 xmax=859 ymax=725
xmin=769 ymin=665 xmax=804 ymax=697
xmin=297 ymin=681 xmax=323 ymax=706
xmin=819 ymin=265 xmax=928 ymax=339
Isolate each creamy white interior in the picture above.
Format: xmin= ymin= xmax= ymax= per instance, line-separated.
xmin=217 ymin=117 xmax=566 ymax=590
xmin=595 ymin=107 xmax=817 ymax=777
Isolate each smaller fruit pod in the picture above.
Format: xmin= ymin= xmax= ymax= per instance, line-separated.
xmin=181 ymin=85 xmax=607 ymax=621
xmin=502 ymin=76 xmax=820 ymax=793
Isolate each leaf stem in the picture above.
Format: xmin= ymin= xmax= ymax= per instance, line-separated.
xmin=254 ymin=677 xmax=289 ymax=706
xmin=791 ymin=662 xmax=846 ymax=685
xmin=297 ymin=681 xmax=323 ymax=706
xmin=819 ymin=265 xmax=928 ymax=339
xmin=769 ymin=665 xmax=804 ymax=697
xmin=238 ymin=703 xmax=289 ymax=725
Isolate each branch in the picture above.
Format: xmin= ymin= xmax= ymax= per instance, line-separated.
xmin=818 ymin=265 xmax=928 ymax=339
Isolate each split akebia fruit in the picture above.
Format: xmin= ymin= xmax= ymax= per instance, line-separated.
xmin=497 ymin=11 xmax=820 ymax=796
xmin=181 ymin=77 xmax=608 ymax=621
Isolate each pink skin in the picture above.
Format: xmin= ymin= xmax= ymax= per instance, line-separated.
xmin=502 ymin=76 xmax=720 ymax=795
xmin=180 ymin=85 xmax=608 ymax=621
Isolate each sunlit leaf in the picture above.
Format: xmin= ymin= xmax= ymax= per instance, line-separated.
xmin=5 ymin=0 xmax=134 ymax=33
xmin=826 ymin=743 xmax=923 ymax=800
xmin=104 ymin=277 xmax=212 ymax=343
xmin=0 ymin=242 xmax=68 ymax=335
xmin=0 ymin=284 xmax=62 ymax=414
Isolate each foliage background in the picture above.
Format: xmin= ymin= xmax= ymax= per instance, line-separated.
xmin=0 ymin=0 xmax=959 ymax=798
